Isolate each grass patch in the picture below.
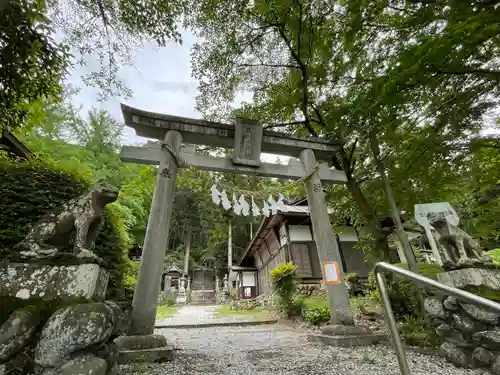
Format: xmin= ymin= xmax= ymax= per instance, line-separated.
xmin=303 ymin=295 xmax=328 ymax=310
xmin=156 ymin=305 xmax=179 ymax=320
xmin=214 ymin=305 xmax=272 ymax=320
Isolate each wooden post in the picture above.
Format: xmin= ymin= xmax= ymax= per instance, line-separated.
xmin=425 ymin=227 xmax=443 ymax=265
xmin=300 ymin=149 xmax=354 ymax=325
xmin=130 ymin=130 xmax=182 ymax=335
xmin=228 ymin=220 xmax=233 ymax=268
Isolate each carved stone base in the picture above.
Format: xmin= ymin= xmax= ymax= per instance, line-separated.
xmin=114 ymin=334 xmax=174 ymax=364
xmin=0 ymin=263 xmax=109 ymax=301
xmin=10 ymin=249 xmax=106 ymax=267
xmin=308 ymin=324 xmax=385 ymax=347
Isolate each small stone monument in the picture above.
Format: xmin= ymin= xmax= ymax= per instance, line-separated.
xmin=223 ymin=274 xmax=229 ymax=292
xmin=176 ymin=276 xmax=187 ymax=305
xmin=164 ymin=276 xmax=172 ymax=297
xmin=215 ymin=277 xmax=221 ymax=304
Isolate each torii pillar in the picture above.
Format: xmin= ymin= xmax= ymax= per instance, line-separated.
xmin=130 ymin=130 xmax=182 ymax=335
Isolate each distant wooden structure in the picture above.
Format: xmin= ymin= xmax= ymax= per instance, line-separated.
xmin=234 ymin=200 xmax=371 ymax=298
xmin=0 ymin=129 xmax=33 ymax=160
xmin=161 ymin=264 xmax=184 ymax=291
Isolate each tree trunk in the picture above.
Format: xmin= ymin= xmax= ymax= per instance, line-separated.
xmin=333 ymin=147 xmax=393 ymax=262
xmin=345 ymin=178 xmax=392 ymax=261
xmin=369 ymin=131 xmax=418 ymax=272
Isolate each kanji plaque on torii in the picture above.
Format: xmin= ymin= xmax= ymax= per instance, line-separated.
xmin=119 ymin=103 xmax=353 ymax=337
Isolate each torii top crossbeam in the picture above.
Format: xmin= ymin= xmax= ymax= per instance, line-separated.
xmin=121 ymin=104 xmax=341 ymax=161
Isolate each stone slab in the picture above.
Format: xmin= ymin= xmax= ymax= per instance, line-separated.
xmin=0 ymin=263 xmax=108 ymax=301
xmin=117 ymin=346 xmax=175 ymax=364
xmin=114 ymin=334 xmax=167 ymax=350
xmin=308 ymin=333 xmax=386 ymax=347
xmin=321 ymin=324 xmax=371 ymax=336
xmin=437 ymin=268 xmax=500 ymax=291
xmin=154 ymin=319 xmax=278 ymax=329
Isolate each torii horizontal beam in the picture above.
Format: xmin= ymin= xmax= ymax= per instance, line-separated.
xmin=120 ymin=144 xmax=347 ymax=183
xmin=121 ymin=104 xmax=341 ymax=161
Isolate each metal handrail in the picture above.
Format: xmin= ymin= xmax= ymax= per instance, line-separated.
xmin=374 ymin=262 xmax=500 ymax=375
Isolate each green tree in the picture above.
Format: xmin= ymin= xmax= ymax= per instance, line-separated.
xmin=0 ymin=0 xmax=68 ymax=131
xmin=187 ymin=0 xmax=500 ymax=261
xmin=49 ymin=0 xmax=186 ymax=99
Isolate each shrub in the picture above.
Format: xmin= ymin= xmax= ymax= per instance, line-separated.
xmin=345 ymin=273 xmax=360 ymax=283
xmin=487 ymin=249 xmax=500 ymax=265
xmin=302 ymin=306 xmax=330 ymax=326
xmin=270 ymin=262 xmax=298 ymax=317
xmin=400 ymin=315 xmax=443 ymax=348
xmin=288 ymin=296 xmax=305 ymax=317
xmin=0 ymin=159 xmax=129 ymax=299
xmin=368 ymin=263 xmax=444 ymax=319
xmin=230 ymin=299 xmax=259 ymax=311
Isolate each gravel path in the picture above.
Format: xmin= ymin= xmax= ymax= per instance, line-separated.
xmin=118 ymin=325 xmax=479 ymax=375
xmin=156 ymin=305 xmax=268 ymax=326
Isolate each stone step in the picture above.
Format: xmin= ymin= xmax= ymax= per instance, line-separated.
xmin=117 ymin=345 xmax=175 ymax=364
xmin=307 ymin=333 xmax=386 ymax=347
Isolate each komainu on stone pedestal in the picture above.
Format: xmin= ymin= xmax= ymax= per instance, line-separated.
xmin=13 ymin=181 xmax=119 ymax=264
xmin=427 ymin=212 xmax=493 ymax=270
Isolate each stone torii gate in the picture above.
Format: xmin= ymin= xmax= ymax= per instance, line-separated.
xmin=119 ymin=104 xmax=354 ymax=337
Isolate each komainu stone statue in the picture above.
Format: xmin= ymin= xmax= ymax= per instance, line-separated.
xmin=14 ymin=181 xmax=119 ymax=262
xmin=428 ymin=212 xmax=493 ymax=269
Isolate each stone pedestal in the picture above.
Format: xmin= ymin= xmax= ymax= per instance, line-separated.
xmin=0 ymin=263 xmax=109 ymax=301
xmin=308 ymin=324 xmax=385 ymax=347
xmin=426 ymin=268 xmax=500 ymax=373
xmin=114 ymin=334 xmax=174 ymax=364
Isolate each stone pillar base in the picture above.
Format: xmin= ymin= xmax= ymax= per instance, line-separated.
xmin=308 ymin=324 xmax=386 ymax=347
xmin=114 ymin=334 xmax=174 ymax=364
xmin=0 ymin=263 xmax=108 ymax=301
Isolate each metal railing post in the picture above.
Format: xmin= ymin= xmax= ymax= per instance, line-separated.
xmin=375 ymin=271 xmax=411 ymax=375
xmin=374 ymin=262 xmax=500 ymax=375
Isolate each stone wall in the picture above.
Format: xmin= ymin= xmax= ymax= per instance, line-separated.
xmin=425 ymin=268 xmax=500 ymax=373
xmin=296 ymin=282 xmax=326 ymax=297
xmin=0 ymin=264 xmax=132 ymax=375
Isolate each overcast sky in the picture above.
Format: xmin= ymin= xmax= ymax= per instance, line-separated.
xmin=66 ymin=30 xmax=200 ymax=145
xmin=65 ymin=29 xmax=287 ymax=163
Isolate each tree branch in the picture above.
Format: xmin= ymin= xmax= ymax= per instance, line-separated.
xmin=237 ymin=63 xmax=300 ymax=69
xmin=263 ymin=121 xmax=306 ymax=129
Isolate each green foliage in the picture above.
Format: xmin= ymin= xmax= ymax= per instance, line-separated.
xmin=270 ymin=262 xmax=297 ymax=298
xmin=400 ymin=315 xmax=443 ymax=348
xmin=270 ymin=262 xmax=299 ymax=317
xmin=465 ymin=285 xmax=500 ymax=302
xmin=302 ymin=307 xmax=330 ymax=326
xmin=0 ymin=159 xmax=128 ymax=299
xmin=48 ymin=0 xmax=185 ymax=99
xmin=487 ymin=249 xmax=500 ymax=265
xmin=187 ymin=0 xmax=500 ymax=262
xmin=123 ymin=260 xmax=140 ymax=299
xmin=369 ymin=263 xmax=444 ymax=319
xmin=0 ymin=0 xmax=68 ymax=131
xmin=345 ymin=272 xmax=360 ymax=283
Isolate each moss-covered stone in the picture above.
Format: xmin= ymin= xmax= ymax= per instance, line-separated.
xmin=465 ymin=285 xmax=500 ymax=302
